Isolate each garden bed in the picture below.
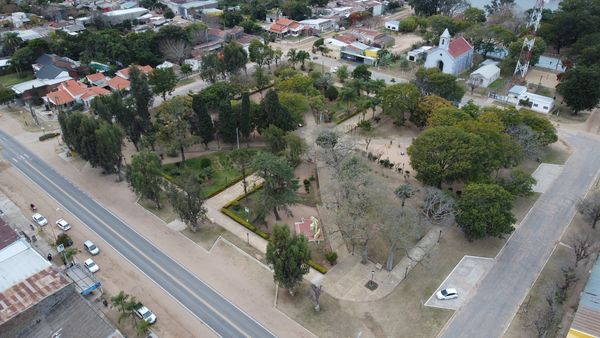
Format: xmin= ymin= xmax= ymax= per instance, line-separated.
xmin=162 ymin=150 xmax=259 ymax=198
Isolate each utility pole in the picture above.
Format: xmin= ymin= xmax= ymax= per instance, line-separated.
xmin=236 ymin=127 xmax=240 ymax=149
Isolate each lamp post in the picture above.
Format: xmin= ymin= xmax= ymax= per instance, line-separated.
xmin=370 ymin=270 xmax=374 ymax=284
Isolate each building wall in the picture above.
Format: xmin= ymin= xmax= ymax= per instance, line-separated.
xmin=385 ymin=22 xmax=399 ymax=31
xmin=424 ymin=49 xmax=455 ymax=74
xmin=0 ymin=284 xmax=75 ymax=337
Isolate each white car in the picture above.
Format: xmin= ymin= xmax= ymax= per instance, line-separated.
xmin=32 ymin=213 xmax=48 ymax=226
xmin=55 ymin=219 xmax=71 ymax=231
xmin=331 ymin=66 xmax=338 ymax=72
xmin=436 ymin=288 xmax=458 ymax=300
xmin=83 ymin=240 xmax=100 ymax=255
xmin=84 ymin=258 xmax=100 ymax=273
xmin=135 ymin=305 xmax=157 ymax=324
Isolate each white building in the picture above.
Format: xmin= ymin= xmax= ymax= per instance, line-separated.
xmin=178 ymin=0 xmax=218 ymax=18
xmin=384 ymin=20 xmax=399 ymax=31
xmin=299 ymin=18 xmax=334 ymax=33
xmin=507 ymin=85 xmax=554 ymax=114
xmin=468 ymin=63 xmax=501 ymax=88
xmin=407 ymin=46 xmax=432 ymax=62
xmin=424 ymin=28 xmax=474 ymax=76
xmin=102 ymin=8 xmax=149 ymax=25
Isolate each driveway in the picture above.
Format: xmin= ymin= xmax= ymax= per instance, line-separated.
xmin=439 ymin=130 xmax=600 ymax=338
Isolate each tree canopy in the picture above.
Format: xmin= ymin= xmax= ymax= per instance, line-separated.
xmin=457 ymin=183 xmax=515 ymax=240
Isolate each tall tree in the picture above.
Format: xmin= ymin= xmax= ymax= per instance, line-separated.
xmin=223 ymin=42 xmax=248 ymax=75
xmin=200 ymin=53 xmax=225 ymax=83
xmin=457 ymin=183 xmax=515 ymax=240
xmin=407 ymin=126 xmax=487 ymax=187
xmin=382 ymin=83 xmax=421 ymax=125
xmin=577 ymin=190 xmax=600 ymax=229
xmin=230 ymin=148 xmax=254 ymax=199
xmin=248 ymin=40 xmax=270 ymax=68
xmin=126 ymin=151 xmax=163 ymax=209
xmin=217 ymin=101 xmax=237 ymax=144
xmin=129 ymin=66 xmax=153 ymax=132
xmin=284 ymin=133 xmax=307 ymax=167
xmin=352 ymin=65 xmax=372 ymax=81
xmin=93 ymin=122 xmax=124 ymax=178
xmin=167 ymin=174 xmax=207 ymax=232
xmin=411 ymin=95 xmax=452 ymax=128
xmin=239 ymin=92 xmax=252 ymax=143
xmin=263 ymin=124 xmax=288 ymax=154
xmin=253 ymin=67 xmax=270 ymax=95
xmin=415 ymin=68 xmax=465 ymax=102
xmin=266 ymin=224 xmax=311 ymax=295
xmin=3 ymin=32 xmax=22 ymax=55
xmin=557 ymin=65 xmax=600 ymax=115
xmin=0 ymin=85 xmax=16 ymax=107
xmin=257 ymin=90 xmax=295 ymax=132
xmin=252 ymin=152 xmax=298 ymax=220
xmin=336 ymin=65 xmax=349 ymax=83
xmin=148 ymin=67 xmax=178 ymax=101
xmin=155 ymin=96 xmax=198 ymax=163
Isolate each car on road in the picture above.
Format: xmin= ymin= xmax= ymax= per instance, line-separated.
xmin=135 ymin=305 xmax=157 ymax=324
xmin=55 ymin=219 xmax=71 ymax=231
xmin=436 ymin=288 xmax=458 ymax=300
xmin=83 ymin=240 xmax=100 ymax=255
xmin=32 ymin=213 xmax=48 ymax=226
xmin=84 ymin=258 xmax=100 ymax=273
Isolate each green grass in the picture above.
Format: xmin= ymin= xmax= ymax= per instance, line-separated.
xmin=0 ymin=72 xmax=34 ymax=87
xmin=162 ymin=150 xmax=259 ymax=198
xmin=488 ymin=78 xmax=505 ymax=90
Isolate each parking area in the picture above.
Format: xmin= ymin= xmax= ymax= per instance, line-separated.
xmin=425 ymin=256 xmax=494 ymax=310
xmin=532 ymin=164 xmax=564 ymax=193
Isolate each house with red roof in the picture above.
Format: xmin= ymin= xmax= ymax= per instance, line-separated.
xmin=107 ymin=76 xmax=131 ymax=91
xmin=424 ymin=28 xmax=474 ymax=76
xmin=86 ymin=72 xmax=108 ymax=87
xmin=43 ymin=80 xmax=111 ymax=111
xmin=268 ymin=18 xmax=304 ymax=38
xmin=115 ymin=65 xmax=153 ymax=80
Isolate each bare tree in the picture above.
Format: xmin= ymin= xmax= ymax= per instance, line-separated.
xmin=577 ymin=190 xmax=600 ymax=228
xmin=568 ymin=232 xmax=596 ymax=266
xmin=505 ymin=124 xmax=541 ymax=159
xmin=527 ymin=283 xmax=559 ymax=338
xmin=159 ymin=39 xmax=190 ymax=64
xmin=307 ymin=283 xmax=322 ymax=312
xmin=421 ymin=187 xmax=455 ymax=225
xmin=381 ymin=205 xmax=419 ymax=271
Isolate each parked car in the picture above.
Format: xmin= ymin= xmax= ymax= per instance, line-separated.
xmin=135 ymin=305 xmax=157 ymax=324
xmin=436 ymin=288 xmax=458 ymax=300
xmin=55 ymin=219 xmax=71 ymax=231
xmin=84 ymin=258 xmax=100 ymax=273
xmin=32 ymin=213 xmax=48 ymax=226
xmin=83 ymin=240 xmax=100 ymax=255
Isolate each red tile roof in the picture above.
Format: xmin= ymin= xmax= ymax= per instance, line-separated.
xmin=86 ymin=72 xmax=106 ymax=83
xmin=276 ymin=18 xmax=295 ymax=26
xmin=46 ymin=88 xmax=75 ymax=106
xmin=288 ymin=22 xmax=302 ymax=30
xmin=62 ymin=80 xmax=86 ymax=97
xmin=335 ymin=33 xmax=358 ymax=44
xmin=269 ymin=23 xmax=287 ymax=33
xmin=117 ymin=65 xmax=153 ymax=79
xmin=449 ymin=37 xmax=473 ymax=58
xmin=82 ymin=86 xmax=111 ymax=100
xmin=107 ymin=77 xmax=130 ymax=91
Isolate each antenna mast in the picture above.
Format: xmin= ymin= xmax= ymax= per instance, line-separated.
xmin=512 ymin=0 xmax=545 ymax=83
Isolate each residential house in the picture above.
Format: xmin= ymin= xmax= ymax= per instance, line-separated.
xmin=385 ymin=20 xmax=400 ymax=31
xmin=33 ymin=54 xmax=81 ymax=80
xmin=567 ymin=256 xmax=600 ymax=338
xmin=406 ymin=46 xmax=432 ymax=62
xmin=424 ymin=28 xmax=474 ymax=75
xmin=506 ymin=85 xmax=554 ymax=114
xmin=115 ymin=65 xmax=153 ymax=80
xmin=535 ymin=55 xmax=566 ymax=72
xmin=468 ymin=63 xmax=501 ymax=88
xmin=268 ymin=18 xmax=304 ymax=38
xmin=43 ymin=79 xmax=110 ymax=110
xmin=11 ymin=78 xmax=72 ymax=99
xmin=107 ymin=77 xmax=131 ymax=91
xmin=349 ymin=28 xmax=395 ymax=48
xmin=86 ymin=73 xmax=109 ymax=87
xmin=299 ymin=18 xmax=334 ymax=33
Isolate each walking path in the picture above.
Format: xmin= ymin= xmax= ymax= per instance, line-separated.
xmin=439 ymin=129 xmax=600 ymax=338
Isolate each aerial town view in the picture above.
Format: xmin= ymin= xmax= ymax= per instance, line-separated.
xmin=0 ymin=0 xmax=599 ymax=337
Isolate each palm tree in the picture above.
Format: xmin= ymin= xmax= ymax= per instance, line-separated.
xmin=287 ymin=48 xmax=297 ymax=67
xmin=136 ymin=320 xmax=151 ymax=336
xmin=296 ymin=50 xmax=310 ymax=70
xmin=3 ymin=32 xmax=22 ymax=55
xmin=63 ymin=247 xmax=79 ymax=264
xmin=394 ymin=184 xmax=417 ymax=208
xmin=122 ymin=296 xmax=141 ymax=323
xmin=273 ymin=48 xmax=283 ymax=66
xmin=110 ymin=291 xmax=130 ymax=319
xmin=339 ymin=86 xmax=356 ymax=114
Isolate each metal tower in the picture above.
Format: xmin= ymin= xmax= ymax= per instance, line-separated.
xmin=512 ymin=0 xmax=545 ymax=83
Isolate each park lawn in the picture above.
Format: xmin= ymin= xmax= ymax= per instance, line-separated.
xmin=163 ymin=150 xmax=259 ymax=198
xmin=0 ymin=72 xmax=34 ymax=87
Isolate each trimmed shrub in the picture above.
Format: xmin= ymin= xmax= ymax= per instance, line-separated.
xmin=39 ymin=132 xmax=60 ymax=141
xmin=325 ymin=251 xmax=338 ymax=265
xmin=199 ymin=157 xmax=212 ymax=168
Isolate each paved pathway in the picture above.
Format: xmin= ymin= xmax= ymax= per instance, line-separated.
xmin=439 ymin=129 xmax=600 ymax=338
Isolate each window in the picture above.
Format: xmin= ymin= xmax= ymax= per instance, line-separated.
xmin=533 ymin=103 xmax=539 ymax=107
xmin=543 ymin=106 xmax=548 ymax=110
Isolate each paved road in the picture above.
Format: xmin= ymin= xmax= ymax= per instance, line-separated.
xmin=439 ymin=130 xmax=600 ymax=338
xmin=0 ymin=130 xmax=275 ymax=338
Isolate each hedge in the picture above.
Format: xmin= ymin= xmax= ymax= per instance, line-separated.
xmin=39 ymin=132 xmax=60 ymax=141
xmin=219 ymin=183 xmax=329 ymax=274
xmin=335 ymin=110 xmax=363 ymax=125
xmin=161 ymin=171 xmax=245 ymax=199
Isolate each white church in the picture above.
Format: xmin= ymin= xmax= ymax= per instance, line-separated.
xmin=424 ymin=28 xmax=474 ymax=76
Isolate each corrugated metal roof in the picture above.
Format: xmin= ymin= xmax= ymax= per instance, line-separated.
xmin=570 ymin=256 xmax=600 ymax=337
xmin=0 ymin=239 xmax=51 ymax=292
